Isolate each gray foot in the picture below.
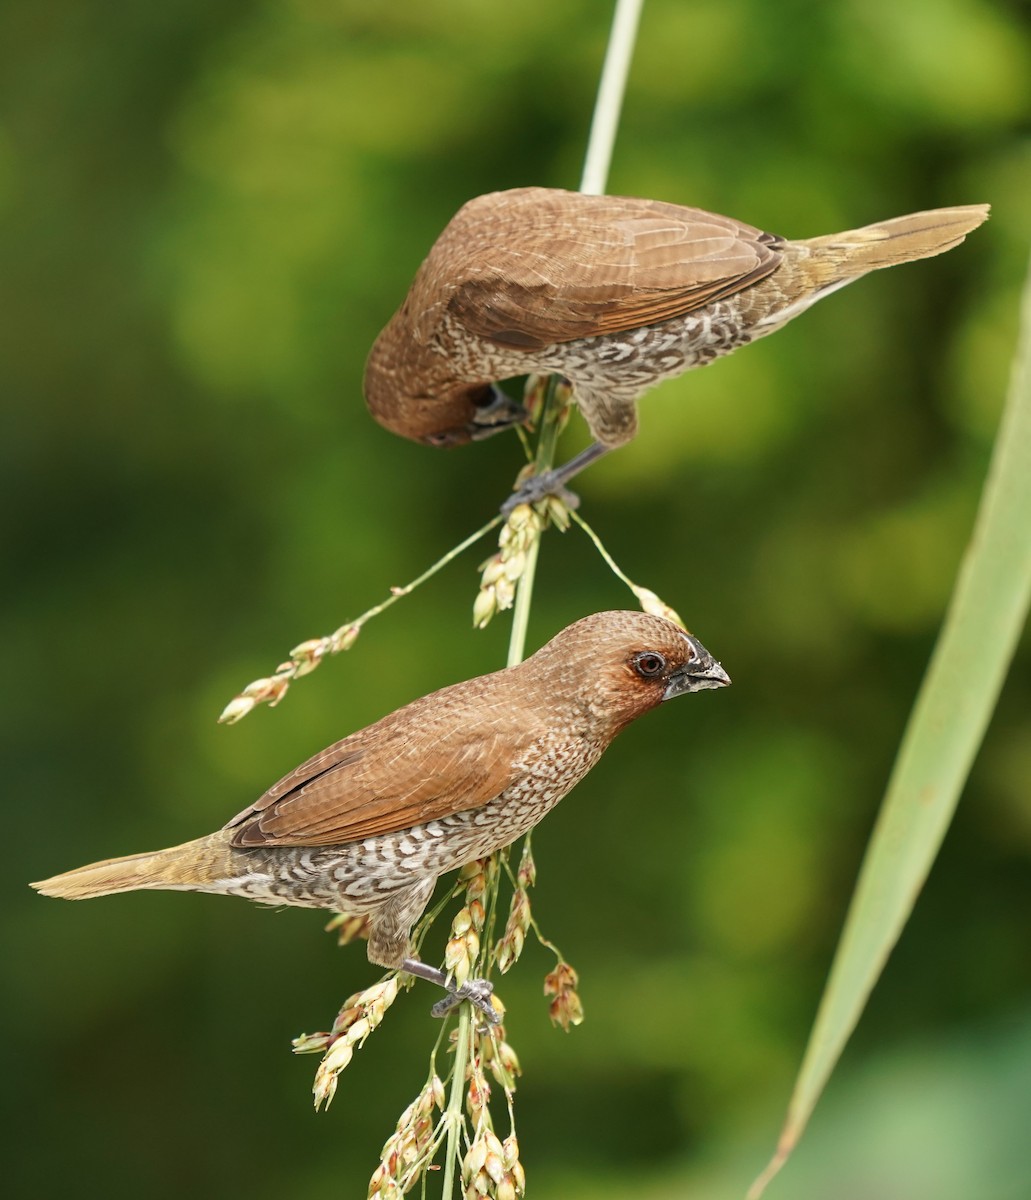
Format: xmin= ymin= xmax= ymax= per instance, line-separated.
xmin=430 ymin=977 xmax=500 ymax=1025
xmin=401 ymin=956 xmax=501 ymax=1025
xmin=500 ymin=441 xmax=610 ymax=516
xmin=501 ymin=471 xmax=581 ymax=516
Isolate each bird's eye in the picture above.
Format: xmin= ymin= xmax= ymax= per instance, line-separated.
xmin=632 ymin=651 xmax=667 ymax=679
xmin=424 ymin=430 xmax=457 ymax=447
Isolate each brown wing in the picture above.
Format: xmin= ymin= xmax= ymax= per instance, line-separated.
xmin=419 ymin=187 xmax=783 ymax=350
xmin=224 ymin=682 xmax=525 ymax=848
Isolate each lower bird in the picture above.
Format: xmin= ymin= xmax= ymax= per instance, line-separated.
xmin=33 ymin=611 xmax=729 ymax=1019
xmin=363 ymin=187 xmax=989 ymax=505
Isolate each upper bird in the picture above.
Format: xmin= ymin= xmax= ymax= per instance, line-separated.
xmin=364 ymin=187 xmax=989 ymax=501
xmin=32 ymin=611 xmax=729 ymax=1019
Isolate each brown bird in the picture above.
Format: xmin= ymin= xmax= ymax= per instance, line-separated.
xmin=364 ymin=187 xmax=989 ymax=505
xmin=33 ymin=611 xmax=729 ymax=1019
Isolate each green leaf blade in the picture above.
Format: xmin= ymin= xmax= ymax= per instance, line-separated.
xmin=751 ymin=249 xmax=1031 ymax=1198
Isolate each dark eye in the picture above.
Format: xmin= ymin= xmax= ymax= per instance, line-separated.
xmin=424 ymin=430 xmax=465 ymax=447
xmin=633 ymin=651 xmax=667 ymax=679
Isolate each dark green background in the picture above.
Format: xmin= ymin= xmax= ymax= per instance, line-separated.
xmin=4 ymin=1 xmax=1030 ymax=1196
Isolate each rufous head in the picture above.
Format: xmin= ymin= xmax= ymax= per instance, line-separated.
xmin=364 ymin=321 xmax=526 ymax=447
xmin=521 ymin=610 xmax=730 ymax=737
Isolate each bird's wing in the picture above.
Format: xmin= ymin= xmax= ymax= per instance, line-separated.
xmin=433 ymin=188 xmax=783 ymax=350
xmin=224 ymin=684 xmax=524 ymax=847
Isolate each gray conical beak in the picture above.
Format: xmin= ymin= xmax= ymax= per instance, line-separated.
xmin=469 ymin=384 xmax=528 ymax=439
xmin=662 ymin=634 xmax=731 ymax=700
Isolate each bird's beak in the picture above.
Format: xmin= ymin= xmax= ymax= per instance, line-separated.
xmin=662 ymin=634 xmax=731 ymax=700
xmin=469 ymin=384 xmax=529 ymax=439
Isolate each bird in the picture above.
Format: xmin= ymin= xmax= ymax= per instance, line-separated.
xmin=363 ymin=187 xmax=989 ymax=506
xmin=32 ymin=611 xmax=730 ymax=1020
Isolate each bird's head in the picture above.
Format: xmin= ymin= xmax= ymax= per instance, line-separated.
xmin=524 ymin=610 xmax=730 ymax=738
xmin=364 ymin=325 xmax=527 ymax=446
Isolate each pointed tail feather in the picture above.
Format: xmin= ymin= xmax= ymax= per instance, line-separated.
xmin=802 ymin=204 xmax=990 ymax=278
xmin=31 ymin=833 xmax=234 ymax=900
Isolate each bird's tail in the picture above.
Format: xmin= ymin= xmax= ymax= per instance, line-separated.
xmin=799 ymin=204 xmax=990 ymax=282
xmin=31 ymin=832 xmax=236 ymax=901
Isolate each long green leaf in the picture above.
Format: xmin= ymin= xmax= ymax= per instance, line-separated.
xmin=750 ymin=249 xmax=1031 ymax=1198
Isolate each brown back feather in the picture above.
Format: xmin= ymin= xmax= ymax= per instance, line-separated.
xmin=224 ymin=677 xmax=535 ymax=847
xmin=418 ymin=187 xmax=784 ymax=349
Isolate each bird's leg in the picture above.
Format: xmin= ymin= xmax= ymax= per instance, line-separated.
xmin=501 ymin=441 xmax=611 ymax=515
xmin=370 ymin=884 xmax=501 ymax=1023
xmin=400 ymin=956 xmax=501 ymax=1026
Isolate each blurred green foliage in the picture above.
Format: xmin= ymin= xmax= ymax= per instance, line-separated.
xmin=3 ymin=1 xmax=1029 ymax=1197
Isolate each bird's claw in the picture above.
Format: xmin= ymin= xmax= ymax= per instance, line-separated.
xmin=430 ymin=976 xmax=501 ymax=1026
xmin=501 ymin=472 xmax=581 ymax=517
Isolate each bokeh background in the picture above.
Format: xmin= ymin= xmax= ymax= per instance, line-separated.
xmin=4 ymin=1 xmax=1030 ymax=1196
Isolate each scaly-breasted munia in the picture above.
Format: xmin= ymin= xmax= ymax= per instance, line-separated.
xmin=33 ymin=611 xmax=729 ymax=1017
xmin=364 ymin=187 xmax=988 ymax=503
